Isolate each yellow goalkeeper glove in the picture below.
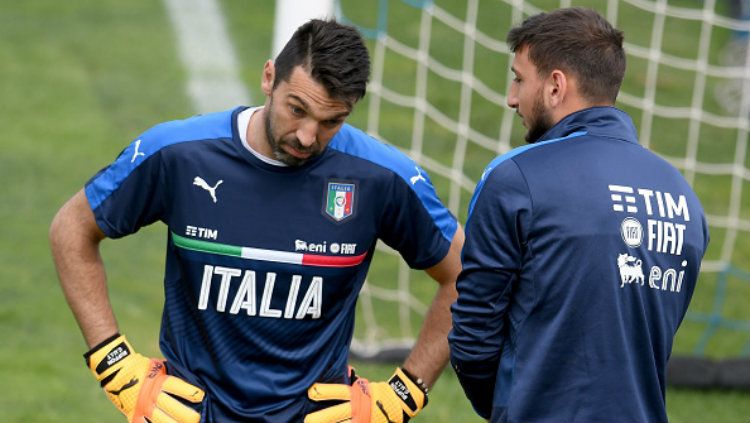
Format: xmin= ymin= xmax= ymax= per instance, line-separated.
xmin=305 ymin=367 xmax=428 ymax=423
xmin=84 ymin=334 xmax=204 ymax=423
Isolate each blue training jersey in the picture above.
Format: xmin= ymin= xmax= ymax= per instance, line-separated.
xmin=448 ymin=107 xmax=709 ymax=423
xmin=85 ymin=107 xmax=457 ymax=422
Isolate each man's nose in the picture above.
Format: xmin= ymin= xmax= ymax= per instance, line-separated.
xmin=296 ymin=120 xmax=318 ymax=147
xmin=506 ymin=83 xmax=519 ymax=109
xmin=507 ymin=93 xmax=518 ymax=109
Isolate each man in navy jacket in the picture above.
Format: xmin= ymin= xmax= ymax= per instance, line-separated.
xmin=448 ymin=8 xmax=709 ymax=423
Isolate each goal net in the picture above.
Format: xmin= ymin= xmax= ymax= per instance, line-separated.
xmin=337 ymin=0 xmax=750 ymax=376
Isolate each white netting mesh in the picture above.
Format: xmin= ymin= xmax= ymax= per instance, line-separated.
xmin=338 ymin=0 xmax=750 ymax=358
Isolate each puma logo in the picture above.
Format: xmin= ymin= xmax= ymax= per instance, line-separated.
xmin=376 ymin=400 xmax=396 ymax=423
xmin=409 ymin=166 xmax=426 ymax=185
xmin=130 ymin=139 xmax=145 ymax=163
xmin=193 ymin=176 xmax=223 ymax=203
xmin=107 ymin=377 xmax=139 ymax=407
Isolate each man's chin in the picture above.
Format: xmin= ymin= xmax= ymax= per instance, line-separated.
xmin=273 ymin=150 xmax=314 ymax=167
xmin=278 ymin=155 xmax=307 ymax=167
xmin=524 ymin=131 xmax=541 ymax=144
xmin=524 ymin=123 xmax=552 ymax=143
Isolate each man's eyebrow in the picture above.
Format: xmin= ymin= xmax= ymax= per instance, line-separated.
xmin=289 ymin=94 xmax=351 ymax=120
xmin=327 ymin=111 xmax=351 ymax=121
xmin=288 ymin=94 xmax=309 ymax=109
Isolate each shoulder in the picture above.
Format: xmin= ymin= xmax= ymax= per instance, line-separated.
xmin=84 ymin=108 xmax=240 ymax=211
xmin=136 ymin=108 xmax=238 ymax=154
xmin=328 ymin=124 xmax=457 ymax=243
xmin=475 ymin=131 xmax=588 ymax=196
xmin=328 ymin=124 xmax=421 ymax=183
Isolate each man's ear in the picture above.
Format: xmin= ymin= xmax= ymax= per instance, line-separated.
xmin=261 ymin=60 xmax=275 ymax=97
xmin=546 ymin=69 xmax=568 ymax=108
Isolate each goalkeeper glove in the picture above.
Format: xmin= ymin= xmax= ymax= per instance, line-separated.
xmin=84 ymin=333 xmax=204 ymax=423
xmin=305 ymin=367 xmax=428 ymax=423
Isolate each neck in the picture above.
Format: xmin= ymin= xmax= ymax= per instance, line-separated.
xmin=246 ymin=107 xmax=273 ymax=159
xmin=552 ymin=97 xmax=610 ymax=126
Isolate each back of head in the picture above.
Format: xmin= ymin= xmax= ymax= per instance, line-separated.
xmin=507 ymin=8 xmax=625 ymax=104
xmin=274 ymin=19 xmax=370 ymax=107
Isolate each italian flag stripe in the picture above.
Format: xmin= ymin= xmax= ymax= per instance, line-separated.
xmin=301 ymin=253 xmax=366 ymax=267
xmin=172 ymin=232 xmax=367 ymax=268
xmin=173 ymin=232 xmax=242 ymax=256
xmin=326 ymin=189 xmax=336 ymax=215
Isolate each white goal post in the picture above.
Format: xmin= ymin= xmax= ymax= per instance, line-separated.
xmin=272 ymin=0 xmax=335 ymax=57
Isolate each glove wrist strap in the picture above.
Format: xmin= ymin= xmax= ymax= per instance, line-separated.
xmin=84 ymin=333 xmax=134 ymax=381
xmin=83 ymin=332 xmax=122 ymax=363
xmin=398 ymin=367 xmax=429 ymax=396
xmin=389 ymin=367 xmax=428 ymax=416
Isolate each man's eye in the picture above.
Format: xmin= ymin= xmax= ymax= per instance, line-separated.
xmin=290 ymin=106 xmax=304 ymax=115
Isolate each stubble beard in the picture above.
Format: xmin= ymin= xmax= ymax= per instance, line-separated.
xmin=263 ymin=100 xmax=319 ymax=167
xmin=524 ymin=91 xmax=555 ymax=143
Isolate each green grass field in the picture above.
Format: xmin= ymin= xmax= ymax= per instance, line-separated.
xmin=1 ymin=0 xmax=749 ymax=422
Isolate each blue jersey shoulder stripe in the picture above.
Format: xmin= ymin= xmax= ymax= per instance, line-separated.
xmin=86 ymin=109 xmax=236 ymax=210
xmin=467 ymin=131 xmax=587 ymax=218
xmin=329 ymin=124 xmax=457 ymax=242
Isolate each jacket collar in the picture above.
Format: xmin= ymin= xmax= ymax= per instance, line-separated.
xmin=537 ymin=106 xmax=639 ymax=144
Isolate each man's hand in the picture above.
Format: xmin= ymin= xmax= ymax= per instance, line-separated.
xmin=305 ymin=367 xmax=428 ymax=423
xmin=84 ymin=334 xmax=204 ymax=423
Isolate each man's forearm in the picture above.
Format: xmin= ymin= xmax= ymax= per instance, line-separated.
xmin=403 ymin=227 xmax=464 ymax=387
xmin=50 ymin=190 xmax=118 ymax=348
xmin=403 ymin=281 xmax=457 ymax=387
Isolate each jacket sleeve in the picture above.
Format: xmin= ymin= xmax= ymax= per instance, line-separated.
xmin=448 ymin=159 xmax=531 ymax=418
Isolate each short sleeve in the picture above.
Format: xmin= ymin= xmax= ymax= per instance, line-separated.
xmin=85 ymin=137 xmax=168 ymax=238
xmin=378 ymin=168 xmax=457 ymax=269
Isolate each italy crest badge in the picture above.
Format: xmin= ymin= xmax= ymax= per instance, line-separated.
xmin=325 ymin=182 xmax=355 ymax=221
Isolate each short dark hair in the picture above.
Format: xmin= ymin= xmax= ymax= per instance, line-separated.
xmin=507 ymin=8 xmax=626 ymax=104
xmin=274 ymin=19 xmax=370 ymax=106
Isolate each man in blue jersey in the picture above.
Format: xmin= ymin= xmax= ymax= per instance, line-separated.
xmin=50 ymin=19 xmax=463 ymax=423
xmin=448 ymin=8 xmax=709 ymax=423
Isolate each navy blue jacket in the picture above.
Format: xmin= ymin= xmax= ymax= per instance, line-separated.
xmin=449 ymin=107 xmax=709 ymax=423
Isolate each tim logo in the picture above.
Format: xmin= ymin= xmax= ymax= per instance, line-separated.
xmin=186 ymin=225 xmax=218 ymax=240
xmin=617 ymin=253 xmax=645 ymax=287
xmin=609 ymin=185 xmax=638 ymax=213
